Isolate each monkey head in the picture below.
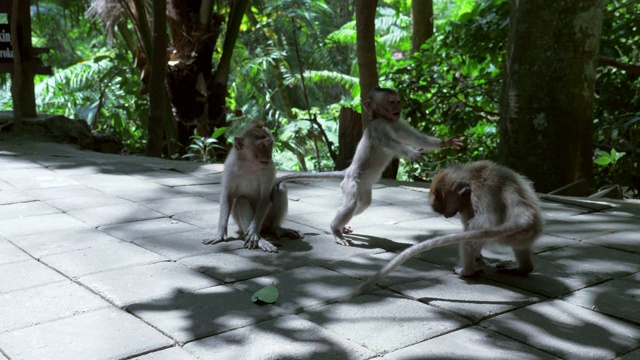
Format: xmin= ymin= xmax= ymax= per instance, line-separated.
xmin=429 ymin=170 xmax=471 ymax=218
xmin=234 ymin=122 xmax=274 ymax=168
xmin=364 ymin=87 xmax=402 ymax=122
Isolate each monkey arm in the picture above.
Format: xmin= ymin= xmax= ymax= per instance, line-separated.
xmin=371 ymin=120 xmax=422 ymax=160
xmin=203 ymin=190 xmax=232 ymax=244
xmin=393 ymin=120 xmax=442 ymax=151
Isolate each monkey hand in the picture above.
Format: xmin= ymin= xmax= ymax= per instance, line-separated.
xmin=203 ymin=235 xmax=226 ymax=245
xmin=244 ymin=232 xmax=278 ymax=253
xmin=439 ymin=137 xmax=463 ymax=150
xmin=408 ymin=148 xmax=423 ymax=162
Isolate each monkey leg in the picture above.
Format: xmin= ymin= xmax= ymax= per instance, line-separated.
xmin=456 ymin=241 xmax=484 ymax=277
xmin=496 ymin=244 xmax=534 ymax=275
xmin=234 ymin=197 xmax=278 ymax=253
xmin=330 ymin=190 xmax=358 ymax=246
xmin=263 ymin=183 xmax=303 ymax=240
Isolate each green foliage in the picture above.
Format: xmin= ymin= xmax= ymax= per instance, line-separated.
xmin=386 ymin=0 xmax=508 ymax=180
xmin=594 ymin=148 xmax=626 ymax=167
xmin=183 ymin=127 xmax=229 ymax=162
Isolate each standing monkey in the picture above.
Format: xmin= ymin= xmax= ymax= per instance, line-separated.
xmin=203 ymin=121 xmax=301 ymax=252
xmin=277 ymin=87 xmax=463 ymax=246
xmin=351 ymin=160 xmax=543 ymax=297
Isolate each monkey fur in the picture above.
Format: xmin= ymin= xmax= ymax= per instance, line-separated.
xmin=203 ymin=121 xmax=301 ymax=252
xmin=351 ymin=160 xmax=543 ymax=296
xmin=276 ymin=87 xmax=462 ymax=246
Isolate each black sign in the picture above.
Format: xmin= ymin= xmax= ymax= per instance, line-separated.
xmin=0 ymin=24 xmax=12 ymax=63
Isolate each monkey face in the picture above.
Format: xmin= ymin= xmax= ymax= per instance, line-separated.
xmin=382 ymin=94 xmax=402 ymax=122
xmin=429 ymin=172 xmax=463 ymax=218
xmin=250 ymin=137 xmax=274 ymax=168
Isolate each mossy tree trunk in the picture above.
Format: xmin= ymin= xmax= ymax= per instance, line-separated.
xmin=499 ymin=0 xmax=604 ymax=193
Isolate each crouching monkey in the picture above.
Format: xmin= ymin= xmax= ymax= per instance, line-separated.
xmin=352 ymin=160 xmax=543 ymax=296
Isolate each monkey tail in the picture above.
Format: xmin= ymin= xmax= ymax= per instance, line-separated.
xmin=275 ymin=171 xmax=345 ymax=185
xmin=351 ymin=223 xmax=530 ymax=298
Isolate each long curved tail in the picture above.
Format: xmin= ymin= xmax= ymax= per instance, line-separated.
xmin=350 ymin=222 xmax=530 ymax=298
xmin=276 ymin=171 xmax=345 ymax=185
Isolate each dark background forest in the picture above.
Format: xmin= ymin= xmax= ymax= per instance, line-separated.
xmin=1 ymin=0 xmax=638 ymax=198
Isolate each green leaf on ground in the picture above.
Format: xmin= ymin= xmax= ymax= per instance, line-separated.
xmin=251 ymin=283 xmax=279 ymax=304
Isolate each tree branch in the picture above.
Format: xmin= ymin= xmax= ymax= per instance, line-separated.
xmin=604 ymin=0 xmax=640 ymax=17
xmin=599 ymin=56 xmax=640 ymax=75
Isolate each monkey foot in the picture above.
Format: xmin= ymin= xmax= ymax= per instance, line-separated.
xmin=245 ymin=237 xmax=279 ymax=253
xmin=203 ymin=237 xmax=224 ymax=245
xmin=271 ymin=226 xmax=303 ymax=240
xmin=455 ymin=266 xmax=481 ymax=277
xmin=496 ymin=261 xmax=531 ymax=275
xmin=335 ymin=238 xmax=353 ymax=246
xmin=342 ymin=226 xmax=353 ymax=234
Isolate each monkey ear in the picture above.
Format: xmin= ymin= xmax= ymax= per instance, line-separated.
xmin=458 ymin=183 xmax=471 ymax=199
xmin=234 ymin=137 xmax=245 ymax=150
xmin=363 ymin=99 xmax=373 ymax=115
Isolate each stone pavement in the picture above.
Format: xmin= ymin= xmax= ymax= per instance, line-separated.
xmin=0 ymin=139 xmax=639 ymax=360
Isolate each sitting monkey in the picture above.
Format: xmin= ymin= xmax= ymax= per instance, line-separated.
xmin=203 ymin=121 xmax=301 ymax=252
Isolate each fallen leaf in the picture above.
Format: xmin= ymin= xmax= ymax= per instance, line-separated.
xmin=251 ymin=283 xmax=279 ymax=304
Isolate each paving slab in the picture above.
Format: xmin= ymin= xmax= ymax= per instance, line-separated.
xmin=0 ymin=201 xmax=60 ymax=219
xmin=390 ymin=274 xmax=543 ymax=322
xmin=583 ymin=230 xmax=640 ymax=253
xmin=99 ymin=217 xmax=199 ymax=241
xmin=9 ymin=227 xmax=123 ymax=258
xmin=0 ymin=189 xmax=35 ymax=205
xmin=380 ymin=326 xmax=557 ymax=359
xmin=562 ymin=274 xmax=640 ymax=325
xmin=324 ymin=251 xmax=450 ymax=288
xmin=228 ymin=234 xmax=386 ymax=271
xmin=1 ymin=140 xmax=639 ymax=359
xmin=482 ymin=300 xmax=640 ymax=359
xmin=183 ymin=314 xmax=376 ymax=360
xmin=22 ymin=184 xmax=107 ymax=201
xmin=0 ymin=280 xmax=110 ymax=333
xmin=0 ymin=259 xmax=67 ymax=294
xmin=0 ymin=307 xmax=172 ymax=360
xmin=132 ymin=347 xmax=198 ymax=360
xmin=0 ymin=167 xmax=80 ymax=189
xmin=482 ymin=243 xmax=640 ymax=297
xmin=143 ymin=196 xmax=218 ymax=216
xmin=78 ymin=261 xmax=220 ymax=307
xmin=301 ymin=290 xmax=470 ymax=354
xmin=67 ymin=202 xmax=166 ymax=227
xmin=44 ymin=193 xmax=132 ymax=211
xmin=132 ymin=229 xmax=244 ymax=260
xmin=0 ymin=213 xmax=89 ymax=238
xmin=40 ymin=241 xmax=167 ymax=277
xmin=233 ymin=265 xmax=365 ymax=313
xmin=0 ymin=238 xmax=31 ymax=265
xmin=179 ymin=252 xmax=282 ymax=283
xmin=128 ymin=284 xmax=287 ymax=343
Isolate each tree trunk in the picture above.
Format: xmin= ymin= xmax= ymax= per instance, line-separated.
xmin=10 ymin=0 xmax=37 ymax=123
xmin=146 ymin=0 xmax=168 ymax=157
xmin=336 ymin=107 xmax=362 ymax=170
xmin=498 ymin=0 xmax=603 ymax=194
xmin=208 ymin=0 xmax=249 ymax=136
xmin=355 ymin=0 xmax=378 ymax=130
xmin=410 ymin=0 xmax=433 ymax=55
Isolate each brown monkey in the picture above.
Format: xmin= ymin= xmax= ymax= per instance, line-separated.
xmin=351 ymin=160 xmax=543 ymax=296
xmin=277 ymin=87 xmax=462 ymax=246
xmin=203 ymin=121 xmax=301 ymax=252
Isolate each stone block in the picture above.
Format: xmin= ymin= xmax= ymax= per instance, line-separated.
xmin=184 ymin=314 xmax=375 ymax=360
xmin=0 ymin=308 xmax=172 ymax=360
xmin=0 ymin=260 xmax=66 ymax=294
